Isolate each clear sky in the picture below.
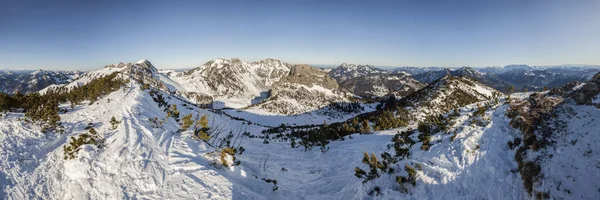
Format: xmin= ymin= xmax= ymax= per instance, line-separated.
xmin=1 ymin=0 xmax=599 ymax=70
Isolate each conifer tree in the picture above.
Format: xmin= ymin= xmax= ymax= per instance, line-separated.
xmin=110 ymin=116 xmax=120 ymax=129
xmin=361 ymin=120 xmax=371 ymax=134
xmin=352 ymin=117 xmax=359 ymax=131
xmin=195 ymin=114 xmax=210 ymax=141
xmin=181 ymin=113 xmax=193 ymax=130
xmin=342 ymin=123 xmax=351 ymax=132
xmin=169 ymin=104 xmax=180 ymax=120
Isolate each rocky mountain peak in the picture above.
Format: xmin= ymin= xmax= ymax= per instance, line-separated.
xmin=571 ymin=72 xmax=600 ymax=105
xmin=278 ymin=64 xmax=338 ymax=90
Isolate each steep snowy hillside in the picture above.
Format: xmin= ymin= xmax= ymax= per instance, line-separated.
xmin=339 ymin=74 xmax=424 ymax=99
xmin=505 ymin=72 xmax=600 ymax=199
xmin=168 ymin=58 xmax=291 ymax=108
xmin=246 ymin=64 xmax=352 ymax=116
xmin=0 ymin=70 xmax=82 ymax=94
xmin=328 ymin=63 xmax=389 ymax=82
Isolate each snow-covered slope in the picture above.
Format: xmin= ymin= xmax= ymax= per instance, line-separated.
xmin=0 ymin=81 xmax=526 ymax=199
xmin=1 ymin=81 xmax=279 ymax=199
xmin=504 ymin=72 xmax=600 ymax=199
xmin=168 ymin=58 xmax=291 ymax=108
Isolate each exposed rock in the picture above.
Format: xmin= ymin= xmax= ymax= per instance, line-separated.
xmin=569 ymin=72 xmax=600 ymax=105
xmin=170 ymin=58 xmax=291 ymax=108
xmin=250 ymin=64 xmax=349 ymax=115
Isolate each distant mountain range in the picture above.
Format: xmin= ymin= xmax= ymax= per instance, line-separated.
xmin=0 ymin=70 xmax=83 ymax=94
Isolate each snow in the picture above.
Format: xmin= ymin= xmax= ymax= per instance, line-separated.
xmin=593 ymin=94 xmax=600 ymax=104
xmin=224 ymin=103 xmax=376 ymax=127
xmin=532 ymin=103 xmax=600 ymax=199
xmin=2 ymin=63 xmax=598 ymax=199
xmin=166 ymin=58 xmax=290 ymax=108
xmin=0 ymin=84 xmax=532 ymax=199
xmin=573 ymin=82 xmax=586 ymax=91
xmin=473 ymin=83 xmax=494 ymax=97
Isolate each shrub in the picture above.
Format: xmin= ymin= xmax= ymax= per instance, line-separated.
xmin=180 ymin=114 xmax=193 ymax=130
xmin=368 ymin=186 xmax=381 ymax=196
xmin=418 ymin=131 xmax=431 ymax=151
xmin=396 ymin=165 xmax=418 ymax=193
xmin=194 ymin=114 xmax=211 ymax=141
xmin=355 ymin=152 xmax=388 ymax=183
xmin=360 ymin=120 xmax=372 ymax=134
xmin=390 ymin=130 xmax=415 ymax=159
xmin=373 ymin=110 xmax=407 ymax=131
xmin=110 ymin=116 xmax=120 ymax=129
xmin=63 ymin=128 xmax=103 ymax=160
xmin=219 ymin=147 xmax=237 ymax=167
xmin=167 ymin=104 xmax=180 ymax=121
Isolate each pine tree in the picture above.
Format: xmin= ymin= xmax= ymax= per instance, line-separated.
xmin=199 ymin=114 xmax=208 ymax=128
xmin=361 ymin=120 xmax=371 ymax=134
xmin=63 ymin=127 xmax=102 ymax=160
xmin=352 ymin=117 xmax=359 ymax=131
xmin=169 ymin=104 xmax=180 ymax=120
xmin=181 ymin=113 xmax=193 ymax=130
xmin=110 ymin=116 xmax=120 ymax=129
xmin=342 ymin=123 xmax=351 ymax=132
xmin=195 ymin=114 xmax=210 ymax=141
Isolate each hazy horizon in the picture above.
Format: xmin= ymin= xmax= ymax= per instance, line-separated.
xmin=2 ymin=57 xmax=600 ymax=72
xmin=1 ymin=0 xmax=599 ymax=70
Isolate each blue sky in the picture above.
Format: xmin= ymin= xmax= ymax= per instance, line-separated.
xmin=1 ymin=0 xmax=599 ymax=70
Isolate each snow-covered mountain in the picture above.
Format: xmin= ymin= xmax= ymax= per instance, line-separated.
xmin=328 ymin=63 xmax=389 ymax=82
xmin=391 ymin=66 xmax=447 ymax=75
xmin=339 ymin=74 xmax=424 ymax=99
xmin=0 ymin=70 xmax=82 ymax=94
xmin=496 ymin=68 xmax=592 ymax=91
xmin=39 ymin=59 xmax=169 ymax=94
xmin=411 ymin=67 xmax=484 ymax=84
xmin=168 ymin=58 xmax=291 ymax=108
xmin=1 ymin=58 xmax=599 ymax=200
xmin=398 ymin=75 xmax=500 ymax=119
xmin=504 ymin=72 xmax=600 ymax=199
xmin=247 ymin=64 xmax=349 ymax=115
